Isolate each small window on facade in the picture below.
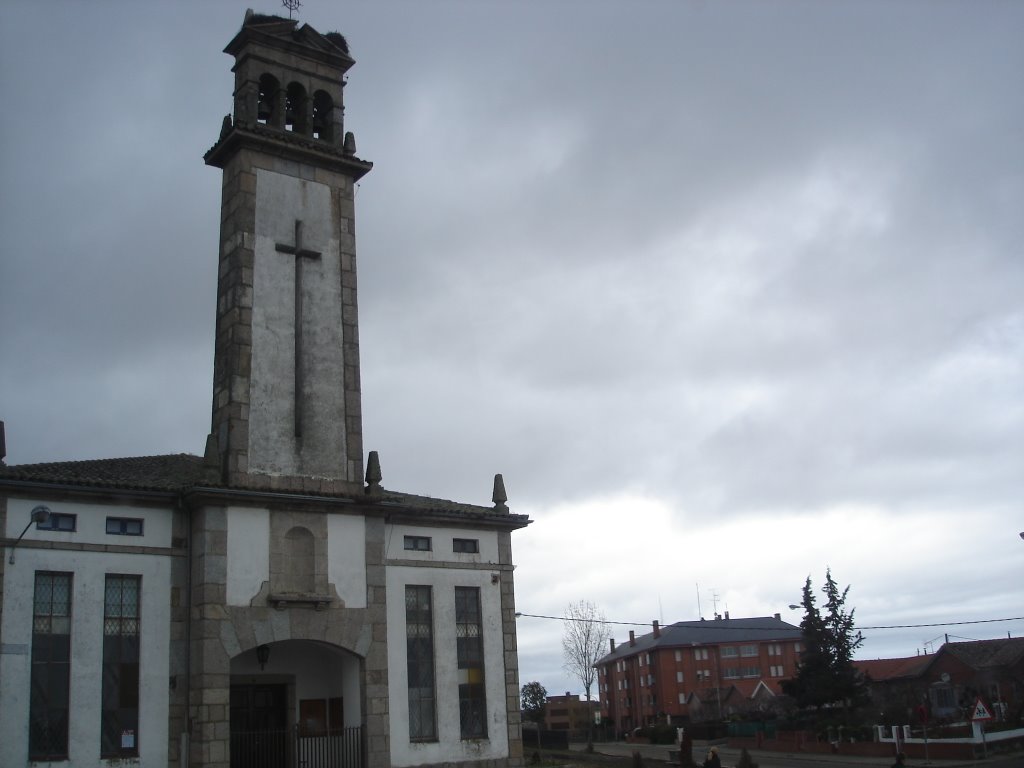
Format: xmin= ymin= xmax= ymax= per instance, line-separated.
xmin=676 ymin=671 xmax=684 ymax=683
xmin=678 ymin=692 xmax=686 ymax=704
xmin=106 ymin=518 xmax=144 ymax=536
xmin=674 ymin=649 xmax=682 ymax=662
xmin=452 ymin=538 xmax=479 ymax=554
xmin=404 ymin=536 xmax=432 ymax=552
xmin=37 ymin=513 xmax=76 ymax=532
xmin=721 ymin=646 xmax=738 ymax=658
xmin=740 ymin=644 xmax=758 ymax=657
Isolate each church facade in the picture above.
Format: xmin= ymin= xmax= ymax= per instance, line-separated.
xmin=0 ymin=13 xmax=529 ymax=768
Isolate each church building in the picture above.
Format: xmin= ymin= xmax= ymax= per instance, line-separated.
xmin=0 ymin=12 xmax=530 ymax=768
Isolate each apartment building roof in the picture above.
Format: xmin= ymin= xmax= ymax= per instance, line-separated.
xmin=597 ymin=615 xmax=801 ymax=665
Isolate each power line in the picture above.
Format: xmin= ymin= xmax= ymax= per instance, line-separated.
xmin=514 ymin=612 xmax=1024 ymax=632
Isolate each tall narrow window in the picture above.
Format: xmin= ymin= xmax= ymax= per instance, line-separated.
xmin=29 ymin=572 xmax=72 ymax=761
xmin=405 ymin=586 xmax=436 ymax=741
xmin=455 ymin=586 xmax=486 ymax=738
xmin=102 ymin=575 xmax=140 ymax=757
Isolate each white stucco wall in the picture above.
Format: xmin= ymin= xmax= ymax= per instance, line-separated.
xmin=386 ymin=523 xmax=500 ymax=565
xmin=385 ymin=528 xmax=509 ymax=768
xmin=226 ymin=505 xmax=270 ymax=605
xmin=327 ymin=513 xmax=366 ymax=608
xmin=0 ymin=497 xmax=174 ymax=767
xmin=250 ymin=168 xmax=347 ymax=478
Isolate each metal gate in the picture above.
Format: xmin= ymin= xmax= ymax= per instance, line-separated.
xmin=230 ymin=725 xmax=364 ymax=768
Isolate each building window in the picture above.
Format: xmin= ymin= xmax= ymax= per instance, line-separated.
xmin=721 ymin=646 xmax=738 ymax=658
xmin=742 ymin=666 xmax=760 ymax=678
xmin=404 ymin=535 xmax=432 ymax=552
xmin=767 ymin=643 xmax=782 ymax=656
xmin=723 ymin=667 xmax=740 ymax=680
xmin=405 ymin=586 xmax=436 ymax=740
xmin=694 ymin=648 xmax=709 ymax=661
xmin=674 ymin=650 xmax=682 ymax=662
xmin=676 ymin=671 xmax=684 ymax=683
xmin=102 ymin=574 xmax=140 ymax=758
xmin=740 ymin=644 xmax=758 ymax=657
xmin=452 ymin=538 xmax=479 ymax=553
xmin=106 ymin=517 xmax=144 ymax=536
xmin=29 ymin=572 xmax=72 ymax=761
xmin=455 ymin=586 xmax=486 ymax=738
xmin=678 ymin=692 xmax=686 ymax=704
xmin=770 ymin=665 xmax=784 ymax=677
xmin=37 ymin=512 xmax=76 ymax=532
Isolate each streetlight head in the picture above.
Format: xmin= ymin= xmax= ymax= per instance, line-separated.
xmin=31 ymin=505 xmax=51 ymax=524
xmin=788 ymin=604 xmax=800 ymax=610
xmin=1019 ymin=531 xmax=1024 ymax=541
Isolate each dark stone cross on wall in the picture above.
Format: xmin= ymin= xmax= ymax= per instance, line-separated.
xmin=275 ymin=219 xmax=321 ymax=438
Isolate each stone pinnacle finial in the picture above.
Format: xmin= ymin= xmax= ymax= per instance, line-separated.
xmin=343 ymin=131 xmax=357 ymax=156
xmin=492 ymin=473 xmax=508 ymax=513
xmin=365 ymin=450 xmax=382 ymax=498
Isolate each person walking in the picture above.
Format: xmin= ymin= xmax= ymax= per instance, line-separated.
xmin=701 ymin=746 xmax=721 ymax=768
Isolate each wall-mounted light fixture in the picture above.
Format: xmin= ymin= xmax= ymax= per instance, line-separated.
xmin=8 ymin=505 xmax=50 ymax=564
xmin=256 ymin=644 xmax=270 ymax=671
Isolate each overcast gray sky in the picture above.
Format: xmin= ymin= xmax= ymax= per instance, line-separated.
xmin=2 ymin=0 xmax=1022 ymax=700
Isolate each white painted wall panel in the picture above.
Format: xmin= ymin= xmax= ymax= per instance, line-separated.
xmin=0 ymin=539 xmax=172 ymax=766
xmin=327 ymin=513 xmax=366 ymax=607
xmin=386 ymin=523 xmax=500 ymax=564
xmin=226 ymin=505 xmax=270 ymax=606
xmin=386 ymin=564 xmax=509 ymax=767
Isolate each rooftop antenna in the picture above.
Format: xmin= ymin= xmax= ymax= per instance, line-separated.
xmin=696 ymin=583 xmax=702 ymax=619
xmin=281 ymin=0 xmax=301 ymax=19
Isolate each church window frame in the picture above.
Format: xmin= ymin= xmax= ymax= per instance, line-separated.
xmin=106 ymin=517 xmax=144 ymax=536
xmin=29 ymin=571 xmax=73 ymax=762
xmin=311 ymin=90 xmax=334 ymax=142
xmin=37 ymin=512 xmax=76 ymax=532
xmin=405 ymin=585 xmax=437 ymax=741
xmin=455 ymin=586 xmax=487 ymax=739
xmin=404 ymin=535 xmax=431 ymax=552
xmin=101 ymin=574 xmax=141 ymax=759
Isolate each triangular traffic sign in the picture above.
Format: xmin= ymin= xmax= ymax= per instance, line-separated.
xmin=970 ymin=698 xmax=993 ymax=721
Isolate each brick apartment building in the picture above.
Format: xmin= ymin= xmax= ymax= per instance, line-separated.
xmin=544 ymin=692 xmax=600 ymax=737
xmin=596 ymin=613 xmax=802 ymax=733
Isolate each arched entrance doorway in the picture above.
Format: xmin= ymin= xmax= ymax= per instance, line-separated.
xmin=230 ymin=640 xmax=363 ymax=768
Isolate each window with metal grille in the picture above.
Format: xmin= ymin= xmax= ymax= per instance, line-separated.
xmin=405 ymin=586 xmax=436 ymax=741
xmin=29 ymin=572 xmax=72 ymax=761
xmin=101 ymin=575 xmax=140 ymax=758
xmin=455 ymin=586 xmax=486 ymax=738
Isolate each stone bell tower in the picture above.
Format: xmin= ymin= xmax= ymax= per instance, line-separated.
xmin=205 ymin=11 xmax=372 ymax=488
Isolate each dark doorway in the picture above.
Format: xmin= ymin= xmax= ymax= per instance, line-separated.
xmin=230 ymin=684 xmax=287 ymax=768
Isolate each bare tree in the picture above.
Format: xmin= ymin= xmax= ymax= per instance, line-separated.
xmin=562 ymin=600 xmax=611 ymax=747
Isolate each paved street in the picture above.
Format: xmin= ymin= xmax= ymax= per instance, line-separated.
xmin=575 ymin=739 xmax=1024 ymax=768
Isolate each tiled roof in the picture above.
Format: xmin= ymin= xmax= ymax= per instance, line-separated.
xmin=853 ymin=655 xmax=931 ymax=682
xmin=597 ymin=616 xmax=802 ymax=665
xmin=0 ymin=454 xmax=206 ymax=492
xmin=0 ymin=454 xmax=529 ymax=527
xmin=943 ymin=638 xmax=1024 ymax=670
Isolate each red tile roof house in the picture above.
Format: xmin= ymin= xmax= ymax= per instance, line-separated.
xmin=856 ymin=637 xmax=1024 ymax=727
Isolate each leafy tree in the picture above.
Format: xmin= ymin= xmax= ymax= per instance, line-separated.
xmin=562 ymin=600 xmax=611 ymax=747
xmin=782 ymin=569 xmax=865 ymax=712
xmin=521 ymin=680 xmax=548 ymax=724
xmin=521 ymin=681 xmax=547 ymax=749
